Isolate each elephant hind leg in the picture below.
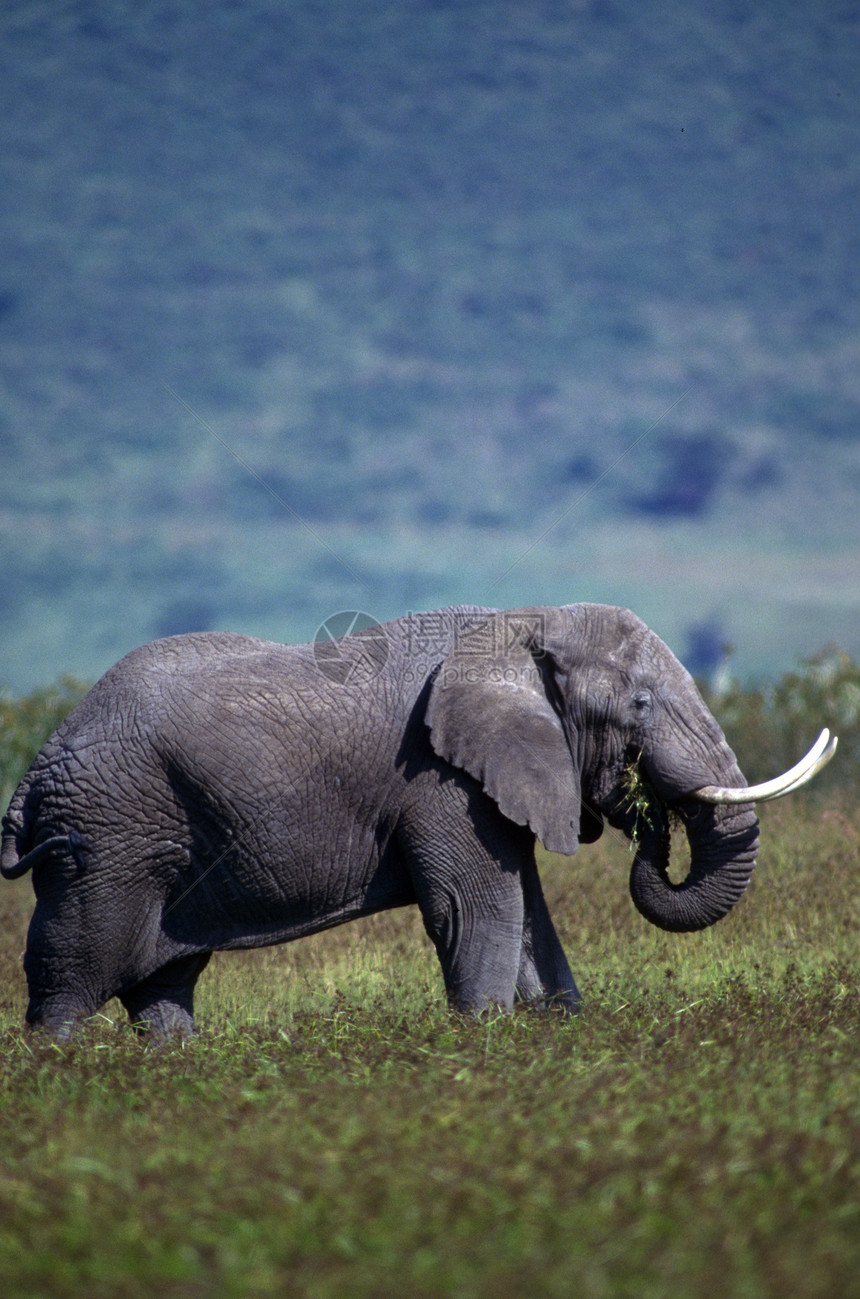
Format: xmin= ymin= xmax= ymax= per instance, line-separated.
xmin=24 ymin=919 xmax=104 ymax=1040
xmin=26 ymin=992 xmax=102 ymax=1041
xmin=119 ymin=953 xmax=212 ymax=1039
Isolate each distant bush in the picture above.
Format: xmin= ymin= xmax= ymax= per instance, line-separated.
xmin=702 ymin=648 xmax=860 ymax=796
xmin=0 ymin=677 xmax=89 ymax=810
xmin=625 ymin=431 xmax=734 ymax=519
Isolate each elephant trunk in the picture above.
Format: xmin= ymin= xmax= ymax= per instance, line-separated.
xmin=628 ymin=801 xmax=759 ymax=933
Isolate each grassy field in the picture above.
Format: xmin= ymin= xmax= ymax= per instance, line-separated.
xmin=1 ymin=797 xmax=858 ymax=1299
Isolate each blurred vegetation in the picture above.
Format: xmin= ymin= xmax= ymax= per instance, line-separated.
xmin=2 ymin=2 xmax=860 ymax=692
xmin=0 ymin=678 xmax=88 ymax=811
xmin=701 ymin=647 xmax=860 ymax=796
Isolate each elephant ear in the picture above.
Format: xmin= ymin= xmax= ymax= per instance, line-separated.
xmin=425 ymin=612 xmax=582 ymax=856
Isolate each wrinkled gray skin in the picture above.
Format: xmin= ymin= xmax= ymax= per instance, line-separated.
xmin=1 ymin=604 xmax=758 ymax=1039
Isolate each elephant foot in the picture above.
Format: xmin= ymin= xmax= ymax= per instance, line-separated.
xmin=448 ymin=994 xmax=514 ymax=1018
xmin=25 ymin=995 xmax=95 ymax=1042
xmin=119 ymin=952 xmax=211 ymax=1041
xmin=122 ymin=999 xmax=197 ymax=1040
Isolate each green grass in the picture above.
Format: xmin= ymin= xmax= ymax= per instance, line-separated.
xmin=1 ymin=799 xmax=858 ymax=1298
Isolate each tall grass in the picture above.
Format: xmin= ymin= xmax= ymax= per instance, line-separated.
xmin=1 ymin=673 xmax=858 ymax=1297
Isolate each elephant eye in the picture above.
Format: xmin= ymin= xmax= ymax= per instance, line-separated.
xmin=631 ymin=689 xmax=652 ymax=715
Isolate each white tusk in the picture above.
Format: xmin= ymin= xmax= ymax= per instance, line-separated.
xmin=691 ymin=728 xmax=837 ymax=805
xmin=755 ymin=734 xmax=838 ymax=800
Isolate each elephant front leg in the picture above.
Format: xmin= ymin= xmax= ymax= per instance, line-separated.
xmin=410 ymin=859 xmax=526 ymax=1014
xmin=515 ymin=856 xmax=581 ymax=1013
xmin=427 ymin=898 xmax=526 ymax=1014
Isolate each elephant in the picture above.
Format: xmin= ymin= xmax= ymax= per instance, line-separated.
xmin=1 ymin=603 xmax=836 ymax=1039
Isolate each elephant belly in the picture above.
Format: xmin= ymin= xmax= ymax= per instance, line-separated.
xmin=160 ymin=820 xmax=413 ymax=951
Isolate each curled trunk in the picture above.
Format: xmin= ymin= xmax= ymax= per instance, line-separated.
xmin=628 ymin=801 xmax=759 ymax=933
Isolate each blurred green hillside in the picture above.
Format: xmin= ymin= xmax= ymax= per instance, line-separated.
xmin=0 ymin=0 xmax=858 ymax=689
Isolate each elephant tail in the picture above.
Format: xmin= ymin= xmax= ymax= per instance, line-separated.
xmin=1 ymin=831 xmax=78 ymax=880
xmin=1 ymin=776 xmax=29 ymax=877
xmin=2 ymin=768 xmax=86 ymax=880
xmin=0 ymin=775 xmax=48 ymax=879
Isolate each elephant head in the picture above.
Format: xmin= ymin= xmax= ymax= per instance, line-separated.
xmin=427 ymin=603 xmax=836 ymax=934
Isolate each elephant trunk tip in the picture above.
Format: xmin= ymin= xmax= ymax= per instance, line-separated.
xmin=628 ymin=809 xmax=759 ymax=934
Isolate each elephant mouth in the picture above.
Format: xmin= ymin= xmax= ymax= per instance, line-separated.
xmin=626 ymin=792 xmax=761 ymax=932
xmin=616 ymin=760 xmax=681 ymax=844
xmin=618 ymin=725 xmax=837 ymax=827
